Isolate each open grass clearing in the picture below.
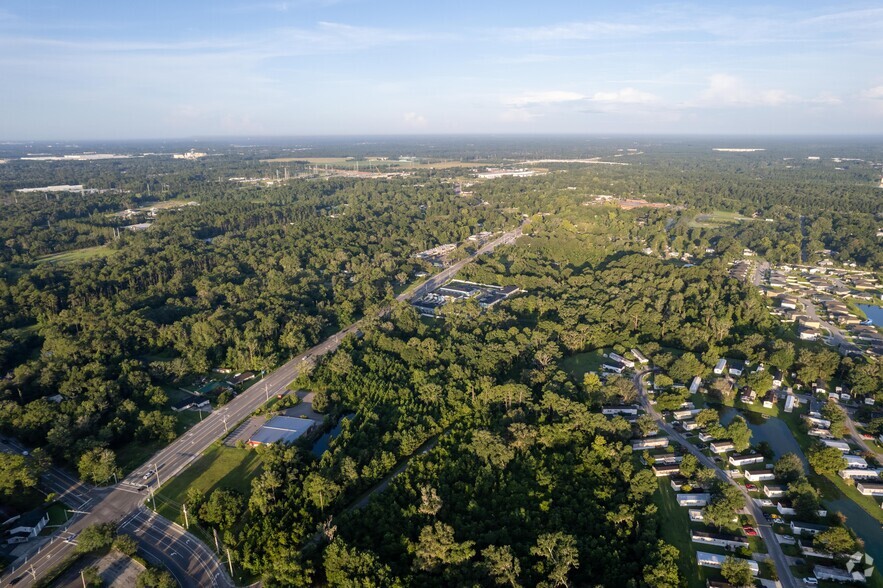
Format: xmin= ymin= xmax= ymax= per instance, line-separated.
xmin=35 ymin=245 xmax=117 ymax=264
xmin=559 ymin=349 xmax=606 ymax=381
xmin=153 ymin=444 xmax=262 ymax=524
xmin=652 ymin=477 xmax=709 ymax=588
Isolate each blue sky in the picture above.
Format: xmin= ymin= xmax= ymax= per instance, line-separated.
xmin=1 ymin=1 xmax=882 ymax=139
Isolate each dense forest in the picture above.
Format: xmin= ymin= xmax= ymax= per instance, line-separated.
xmin=1 ymin=138 xmax=882 ymax=585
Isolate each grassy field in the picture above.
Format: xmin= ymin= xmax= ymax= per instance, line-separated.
xmin=35 ymin=245 xmax=117 ymax=264
xmin=689 ymin=210 xmax=754 ymax=228
xmin=652 ymin=478 xmax=709 ymax=588
xmin=559 ymin=350 xmax=606 ymax=381
xmin=153 ymin=444 xmax=262 ymax=524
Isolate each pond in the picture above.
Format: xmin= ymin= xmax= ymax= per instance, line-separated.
xmin=721 ymin=408 xmax=883 ymax=567
xmin=720 ymin=407 xmax=809 ymax=466
xmin=311 ymin=414 xmax=353 ymax=456
xmin=857 ymin=304 xmax=883 ymax=326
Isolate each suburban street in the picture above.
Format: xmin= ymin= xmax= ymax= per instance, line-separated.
xmin=797 ymin=296 xmax=849 ymax=348
xmin=0 ymin=224 xmax=526 ymax=588
xmin=634 ymin=371 xmax=798 ymax=588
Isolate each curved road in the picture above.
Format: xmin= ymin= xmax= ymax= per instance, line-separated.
xmin=634 ymin=370 xmax=798 ymax=588
xmin=0 ymin=224 xmax=526 ymax=588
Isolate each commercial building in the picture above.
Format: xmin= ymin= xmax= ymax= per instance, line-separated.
xmin=248 ymin=416 xmax=315 ymax=446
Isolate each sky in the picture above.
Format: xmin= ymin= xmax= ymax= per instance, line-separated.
xmin=1 ymin=1 xmax=883 ymax=139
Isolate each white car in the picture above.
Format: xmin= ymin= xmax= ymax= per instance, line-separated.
xmin=804 ymin=578 xmax=818 ymax=585
xmin=142 ymin=469 xmax=155 ymax=480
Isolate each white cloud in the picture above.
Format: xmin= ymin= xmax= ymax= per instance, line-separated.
xmin=590 ymin=88 xmax=658 ymax=104
xmin=862 ymin=86 xmax=883 ymax=100
xmin=403 ymin=112 xmax=427 ymax=127
xmin=697 ymin=74 xmax=797 ymax=107
xmin=505 ymin=91 xmax=584 ymax=108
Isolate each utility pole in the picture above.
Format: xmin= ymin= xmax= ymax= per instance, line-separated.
xmin=154 ymin=463 xmax=161 ymax=487
xmin=226 ymin=548 xmax=234 ymax=577
xmin=112 ymin=471 xmax=118 ymax=485
xmin=223 ymin=415 xmax=228 ymax=433
xmin=182 ymin=503 xmax=189 ymax=529
xmin=213 ymin=528 xmax=220 ymax=551
xmin=265 ymin=382 xmax=269 ymax=401
xmin=81 ymin=570 xmax=87 ymax=588
xmin=150 ymin=488 xmax=157 ymax=511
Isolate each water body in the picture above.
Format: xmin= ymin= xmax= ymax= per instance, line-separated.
xmin=720 ymin=407 xmax=883 ymax=566
xmin=311 ymin=414 xmax=353 ymax=456
xmin=826 ymin=496 xmax=883 ymax=569
xmin=720 ymin=407 xmax=809 ymax=466
xmin=857 ymin=304 xmax=883 ymax=325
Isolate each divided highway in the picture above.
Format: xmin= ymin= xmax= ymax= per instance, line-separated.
xmin=0 ymin=224 xmax=525 ymax=588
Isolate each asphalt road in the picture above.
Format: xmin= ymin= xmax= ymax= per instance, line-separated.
xmin=634 ymin=370 xmax=798 ymax=588
xmin=797 ymin=296 xmax=849 ymax=348
xmin=1 ymin=224 xmax=526 ymax=588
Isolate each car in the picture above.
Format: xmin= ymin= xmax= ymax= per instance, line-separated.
xmin=743 ymin=525 xmax=758 ymax=536
xmin=770 ymin=513 xmax=782 ymax=521
xmin=746 ymin=483 xmax=757 ymax=491
xmin=142 ymin=469 xmax=155 ymax=480
xmin=803 ymin=578 xmax=818 ymax=585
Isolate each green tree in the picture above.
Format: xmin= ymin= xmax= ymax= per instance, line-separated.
xmin=773 ymin=453 xmax=805 ymax=484
xmin=815 ymin=527 xmax=860 ymax=555
xmin=807 ymin=445 xmax=847 ymax=476
xmin=136 ymin=568 xmax=177 ymax=588
xmin=695 ymin=408 xmax=720 ymax=429
xmin=198 ymin=489 xmax=244 ymax=531
xmin=77 ymin=447 xmax=120 ymax=485
xmin=822 ymin=403 xmax=847 ymax=438
xmin=113 ymin=533 xmax=139 ymax=557
xmin=0 ymin=453 xmax=40 ymax=499
xmin=81 ymin=566 xmax=102 ymax=587
xmin=744 ymin=370 xmax=773 ymax=395
xmin=788 ymin=478 xmax=822 ymax=519
xmin=721 ymin=556 xmax=754 ymax=587
xmin=668 ymin=353 xmax=704 ymax=383
xmin=531 ymin=532 xmax=579 ymax=588
xmin=412 ymin=522 xmax=475 ymax=571
xmin=482 ymin=545 xmax=521 ymax=587
xmin=323 ymin=539 xmax=392 ymax=587
xmin=679 ymin=454 xmax=699 ymax=479
xmin=726 ymin=416 xmax=752 ymax=452
xmin=704 ymin=486 xmax=744 ymax=530
xmin=642 ymin=541 xmax=681 ymax=588
xmin=75 ymin=523 xmax=116 ymax=554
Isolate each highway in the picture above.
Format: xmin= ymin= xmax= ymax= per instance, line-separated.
xmin=634 ymin=370 xmax=798 ymax=588
xmin=0 ymin=223 xmax=526 ymax=588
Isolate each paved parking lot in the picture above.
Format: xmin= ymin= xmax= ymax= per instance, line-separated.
xmin=223 ymin=415 xmax=267 ymax=446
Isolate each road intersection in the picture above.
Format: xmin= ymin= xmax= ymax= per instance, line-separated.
xmin=1 ymin=224 xmax=525 ymax=588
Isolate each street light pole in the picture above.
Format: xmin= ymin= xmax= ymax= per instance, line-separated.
xmin=154 ymin=463 xmax=161 ymax=487
xmin=182 ymin=503 xmax=189 ymax=529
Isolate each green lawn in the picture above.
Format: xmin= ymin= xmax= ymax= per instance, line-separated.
xmin=559 ymin=350 xmax=606 ymax=381
xmin=652 ymin=478 xmax=709 ymax=588
xmin=153 ymin=444 xmax=263 ymax=524
xmin=35 ymin=245 xmax=117 ymax=264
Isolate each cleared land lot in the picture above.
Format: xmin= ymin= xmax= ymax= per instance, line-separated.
xmin=36 ymin=245 xmax=117 ymax=264
xmin=154 ymin=445 xmax=262 ymax=524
